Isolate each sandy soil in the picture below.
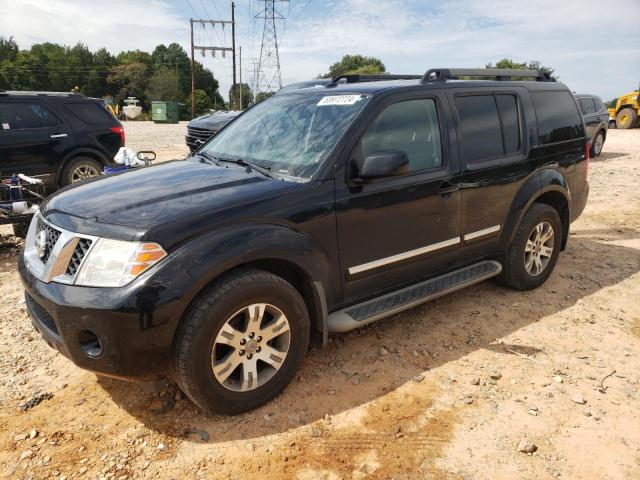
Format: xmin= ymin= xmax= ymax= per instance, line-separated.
xmin=122 ymin=121 xmax=190 ymax=163
xmin=0 ymin=129 xmax=639 ymax=480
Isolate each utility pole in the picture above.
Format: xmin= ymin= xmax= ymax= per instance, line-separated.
xmin=239 ymin=46 xmax=243 ymax=110
xmin=190 ymin=19 xmax=196 ymax=118
xmin=189 ymin=17 xmax=235 ymax=118
xmin=231 ymin=1 xmax=237 ymax=111
xmin=255 ymin=0 xmax=288 ymax=96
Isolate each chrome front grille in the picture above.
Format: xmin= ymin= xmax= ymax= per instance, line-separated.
xmin=187 ymin=126 xmax=216 ymax=142
xmin=65 ymin=238 xmax=93 ymax=276
xmin=24 ymin=213 xmax=98 ymax=285
xmin=36 ymin=217 xmax=61 ymax=263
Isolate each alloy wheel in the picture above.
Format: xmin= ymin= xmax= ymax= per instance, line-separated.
xmin=211 ymin=303 xmax=291 ymax=392
xmin=524 ymin=221 xmax=554 ymax=276
xmin=593 ymin=133 xmax=604 ymax=155
xmin=71 ymin=164 xmax=100 ymax=182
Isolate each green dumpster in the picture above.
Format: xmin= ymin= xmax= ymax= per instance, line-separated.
xmin=151 ymin=101 xmax=180 ymax=124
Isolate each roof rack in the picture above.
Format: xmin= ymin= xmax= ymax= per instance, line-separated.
xmin=422 ymin=68 xmax=554 ymax=83
xmin=329 ymin=74 xmax=422 ymax=86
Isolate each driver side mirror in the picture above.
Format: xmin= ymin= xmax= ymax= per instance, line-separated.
xmin=358 ymin=150 xmax=409 ymax=180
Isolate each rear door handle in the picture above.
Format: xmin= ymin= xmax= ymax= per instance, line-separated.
xmin=439 ymin=182 xmax=460 ymax=197
xmin=50 ymin=133 xmax=68 ymax=139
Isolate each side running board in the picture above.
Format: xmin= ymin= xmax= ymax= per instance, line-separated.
xmin=327 ymin=260 xmax=502 ymax=333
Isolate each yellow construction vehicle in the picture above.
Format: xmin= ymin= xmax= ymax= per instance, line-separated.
xmin=608 ymin=88 xmax=640 ymax=129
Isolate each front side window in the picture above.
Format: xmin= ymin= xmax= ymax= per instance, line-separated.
xmin=0 ymin=102 xmax=59 ymax=130
xmin=361 ymin=99 xmax=443 ymax=172
xmin=200 ymin=93 xmax=369 ymax=179
xmin=532 ymin=91 xmax=585 ymax=144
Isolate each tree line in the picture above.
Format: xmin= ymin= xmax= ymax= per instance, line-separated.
xmin=0 ymin=36 xmax=250 ymax=115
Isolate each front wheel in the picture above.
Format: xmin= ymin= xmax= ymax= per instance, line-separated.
xmin=173 ymin=269 xmax=310 ymax=415
xmin=498 ymin=204 xmax=562 ymax=291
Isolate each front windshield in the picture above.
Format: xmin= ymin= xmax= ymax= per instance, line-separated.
xmin=199 ymin=92 xmax=369 ymax=179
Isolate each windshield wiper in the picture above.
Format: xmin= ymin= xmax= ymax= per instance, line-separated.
xmin=195 ymin=151 xmax=220 ymax=166
xmin=216 ymin=157 xmax=275 ymax=179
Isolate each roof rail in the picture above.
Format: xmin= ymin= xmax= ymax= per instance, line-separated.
xmin=422 ymin=68 xmax=554 ymax=83
xmin=329 ymin=74 xmax=422 ymax=86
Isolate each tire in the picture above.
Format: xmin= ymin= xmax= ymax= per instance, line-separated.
xmin=590 ymin=130 xmax=605 ymax=157
xmin=12 ymin=223 xmax=28 ymax=238
xmin=608 ymin=120 xmax=616 ymax=129
xmin=61 ymin=156 xmax=102 ymax=185
xmin=616 ymin=108 xmax=638 ymax=129
xmin=498 ymin=204 xmax=562 ymax=291
xmin=173 ymin=268 xmax=310 ymax=415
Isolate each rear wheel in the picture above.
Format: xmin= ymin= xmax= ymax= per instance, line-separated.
xmin=608 ymin=120 xmax=616 ymax=129
xmin=173 ymin=269 xmax=310 ymax=415
xmin=498 ymin=204 xmax=562 ymax=290
xmin=590 ymin=131 xmax=605 ymax=156
xmin=616 ymin=108 xmax=638 ymax=129
xmin=61 ymin=156 xmax=102 ymax=185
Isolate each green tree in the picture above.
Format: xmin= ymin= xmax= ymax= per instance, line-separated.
xmin=146 ymin=68 xmax=183 ymax=101
xmin=323 ymin=54 xmax=386 ymax=78
xmin=229 ymin=83 xmax=253 ymax=109
xmin=254 ymin=91 xmax=276 ymax=103
xmin=84 ymin=48 xmax=117 ymax=98
xmin=107 ymin=61 xmax=148 ymax=100
xmin=184 ymin=89 xmax=212 ymax=115
xmin=0 ymin=36 xmax=18 ymax=62
xmin=485 ymin=59 xmax=555 ymax=78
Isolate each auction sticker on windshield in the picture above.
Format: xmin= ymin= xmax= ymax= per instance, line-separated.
xmin=317 ymin=95 xmax=364 ymax=106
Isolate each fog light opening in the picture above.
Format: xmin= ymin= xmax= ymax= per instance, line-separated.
xmin=77 ymin=330 xmax=103 ymax=358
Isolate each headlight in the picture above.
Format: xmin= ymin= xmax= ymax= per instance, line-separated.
xmin=75 ymin=239 xmax=167 ymax=287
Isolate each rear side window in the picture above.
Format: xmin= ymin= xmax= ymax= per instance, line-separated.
xmin=0 ymin=102 xmax=59 ymax=130
xmin=361 ymin=98 xmax=443 ymax=172
xmin=532 ymin=91 xmax=585 ymax=144
xmin=496 ymin=95 xmax=520 ymax=154
xmin=593 ymin=97 xmax=604 ymax=112
xmin=578 ymin=97 xmax=596 ymax=115
xmin=455 ymin=94 xmax=521 ymax=163
xmin=65 ymin=102 xmax=116 ymax=125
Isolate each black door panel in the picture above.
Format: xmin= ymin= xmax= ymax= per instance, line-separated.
xmin=336 ymin=93 xmax=462 ymax=302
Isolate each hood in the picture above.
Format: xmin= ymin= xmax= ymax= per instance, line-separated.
xmin=43 ymin=160 xmax=298 ymax=244
xmin=188 ymin=111 xmax=241 ymax=130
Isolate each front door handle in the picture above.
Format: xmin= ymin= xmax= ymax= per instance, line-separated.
xmin=439 ymin=182 xmax=460 ymax=197
xmin=50 ymin=133 xmax=68 ymax=139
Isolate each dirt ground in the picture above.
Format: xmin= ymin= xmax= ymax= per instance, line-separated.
xmin=122 ymin=121 xmax=190 ymax=163
xmin=1 ymin=127 xmax=639 ymax=480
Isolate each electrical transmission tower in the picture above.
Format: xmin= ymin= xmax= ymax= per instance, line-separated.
xmin=254 ymin=0 xmax=288 ymax=95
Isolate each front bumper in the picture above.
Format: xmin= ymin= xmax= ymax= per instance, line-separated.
xmin=19 ymin=252 xmax=188 ymax=381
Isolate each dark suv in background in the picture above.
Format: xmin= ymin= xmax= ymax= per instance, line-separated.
xmin=0 ymin=90 xmax=123 ymax=186
xmin=20 ymin=68 xmax=589 ymax=415
xmin=575 ymin=94 xmax=607 ymax=156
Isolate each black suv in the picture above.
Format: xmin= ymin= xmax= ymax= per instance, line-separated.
xmin=575 ymin=94 xmax=608 ymax=156
xmin=0 ymin=91 xmax=123 ymax=186
xmin=19 ymin=68 xmax=589 ymax=414
xmin=185 ymin=110 xmax=240 ymax=153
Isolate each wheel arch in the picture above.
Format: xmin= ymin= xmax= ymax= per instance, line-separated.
xmin=171 ymin=223 xmax=333 ymax=350
xmin=501 ymin=171 xmax=571 ymax=252
xmin=57 ymin=148 xmax=108 ymax=185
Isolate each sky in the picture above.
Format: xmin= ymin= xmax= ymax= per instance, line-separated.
xmin=0 ymin=0 xmax=639 ymax=102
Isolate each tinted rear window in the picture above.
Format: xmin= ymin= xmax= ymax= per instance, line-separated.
xmin=532 ymin=91 xmax=584 ymax=144
xmin=0 ymin=102 xmax=59 ymax=130
xmin=455 ymin=95 xmax=503 ymax=162
xmin=496 ymin=94 xmax=520 ymax=154
xmin=65 ymin=102 xmax=116 ymax=125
